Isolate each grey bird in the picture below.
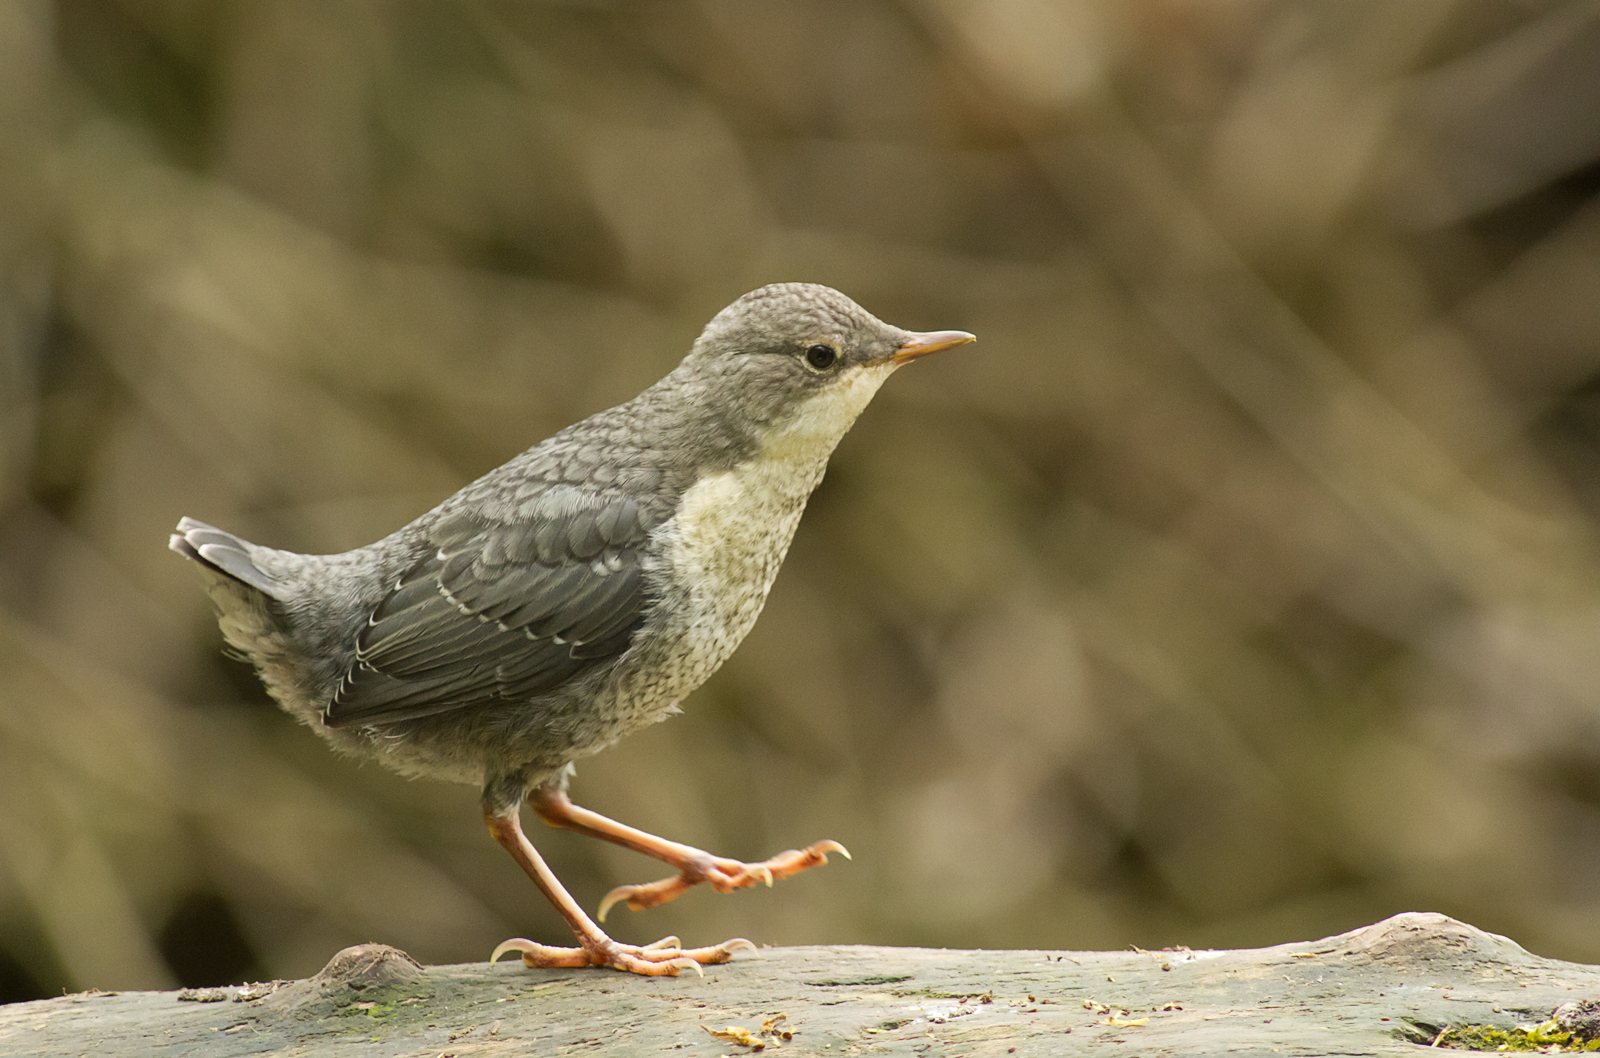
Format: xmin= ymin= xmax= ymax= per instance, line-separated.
xmin=171 ymin=283 xmax=974 ymax=976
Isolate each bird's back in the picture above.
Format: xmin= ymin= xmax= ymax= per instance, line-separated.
xmin=168 ymin=377 xmax=767 ymax=782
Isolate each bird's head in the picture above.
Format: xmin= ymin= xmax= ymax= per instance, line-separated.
xmin=675 ymin=283 xmax=974 ymax=459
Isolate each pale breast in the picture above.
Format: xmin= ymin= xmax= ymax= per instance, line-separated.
xmin=659 ymin=457 xmax=820 ymax=687
xmin=587 ymin=359 xmax=898 ymax=745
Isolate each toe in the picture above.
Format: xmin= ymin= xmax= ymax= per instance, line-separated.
xmin=489 ymin=938 xmax=593 ymax=969
xmin=678 ymin=937 xmax=758 ymax=965
xmin=599 ymin=874 xmax=694 ymax=919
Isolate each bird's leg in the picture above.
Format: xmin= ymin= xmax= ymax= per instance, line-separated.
xmin=527 ymin=785 xmax=849 ymax=921
xmin=484 ymin=807 xmax=754 ymax=975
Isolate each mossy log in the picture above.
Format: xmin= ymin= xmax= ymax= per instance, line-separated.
xmin=2 ymin=913 xmax=1596 ymax=1056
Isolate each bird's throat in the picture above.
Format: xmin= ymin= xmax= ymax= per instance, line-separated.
xmin=759 ymin=359 xmax=897 ymax=463
xmin=655 ymin=365 xmax=895 ymax=694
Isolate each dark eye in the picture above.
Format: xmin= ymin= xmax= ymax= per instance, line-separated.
xmin=805 ymin=344 xmax=838 ymax=371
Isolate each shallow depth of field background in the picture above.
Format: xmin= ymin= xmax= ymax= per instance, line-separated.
xmin=3 ymin=0 xmax=1600 ymax=1000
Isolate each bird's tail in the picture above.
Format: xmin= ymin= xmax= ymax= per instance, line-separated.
xmin=169 ymin=516 xmax=286 ymax=600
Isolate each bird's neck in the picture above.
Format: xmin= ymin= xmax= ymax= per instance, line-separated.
xmin=630 ymin=357 xmax=898 ymax=494
xmin=752 ymin=360 xmax=897 ymax=474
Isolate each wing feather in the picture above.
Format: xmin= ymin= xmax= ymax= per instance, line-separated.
xmin=323 ymin=494 xmax=656 ymax=728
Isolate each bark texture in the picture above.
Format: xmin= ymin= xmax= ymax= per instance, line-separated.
xmin=2 ymin=913 xmax=1594 ymax=1056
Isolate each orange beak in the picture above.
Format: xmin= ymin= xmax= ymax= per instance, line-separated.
xmin=892 ymin=329 xmax=976 ymax=365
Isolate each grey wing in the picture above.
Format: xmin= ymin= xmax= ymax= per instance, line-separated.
xmin=323 ymin=495 xmax=652 ymax=728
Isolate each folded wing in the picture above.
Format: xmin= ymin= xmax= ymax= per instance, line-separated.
xmin=323 ymin=494 xmax=653 ymax=727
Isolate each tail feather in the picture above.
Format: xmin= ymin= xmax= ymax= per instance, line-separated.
xmin=170 ymin=516 xmax=284 ymax=599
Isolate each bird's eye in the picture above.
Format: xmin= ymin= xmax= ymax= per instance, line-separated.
xmin=805 ymin=344 xmax=838 ymax=371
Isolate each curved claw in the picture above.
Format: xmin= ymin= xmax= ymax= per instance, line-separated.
xmin=662 ymin=957 xmax=704 ymax=977
xmin=597 ymin=883 xmax=637 ymax=923
xmin=641 ymin=935 xmax=682 ymax=951
xmin=782 ymin=839 xmax=849 ymax=867
xmin=491 ymin=938 xmax=535 ymax=965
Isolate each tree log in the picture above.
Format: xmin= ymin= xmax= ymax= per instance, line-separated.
xmin=2 ymin=913 xmax=1594 ymax=1056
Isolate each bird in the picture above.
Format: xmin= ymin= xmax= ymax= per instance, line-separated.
xmin=170 ymin=283 xmax=975 ymax=976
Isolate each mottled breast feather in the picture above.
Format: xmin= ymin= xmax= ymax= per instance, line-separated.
xmin=323 ymin=492 xmax=657 ymax=728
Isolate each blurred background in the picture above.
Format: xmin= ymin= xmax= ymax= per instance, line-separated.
xmin=3 ymin=0 xmax=1600 ymax=1002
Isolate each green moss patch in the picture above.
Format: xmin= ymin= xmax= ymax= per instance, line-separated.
xmin=1433 ymin=1021 xmax=1600 ymax=1051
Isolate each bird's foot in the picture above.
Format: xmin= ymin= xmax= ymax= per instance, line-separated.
xmin=597 ymin=839 xmax=849 ymax=920
xmin=490 ymin=934 xmax=755 ymax=976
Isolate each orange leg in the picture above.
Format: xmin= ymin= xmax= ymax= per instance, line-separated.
xmin=484 ymin=809 xmax=753 ymax=976
xmin=527 ymin=786 xmax=849 ymax=922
